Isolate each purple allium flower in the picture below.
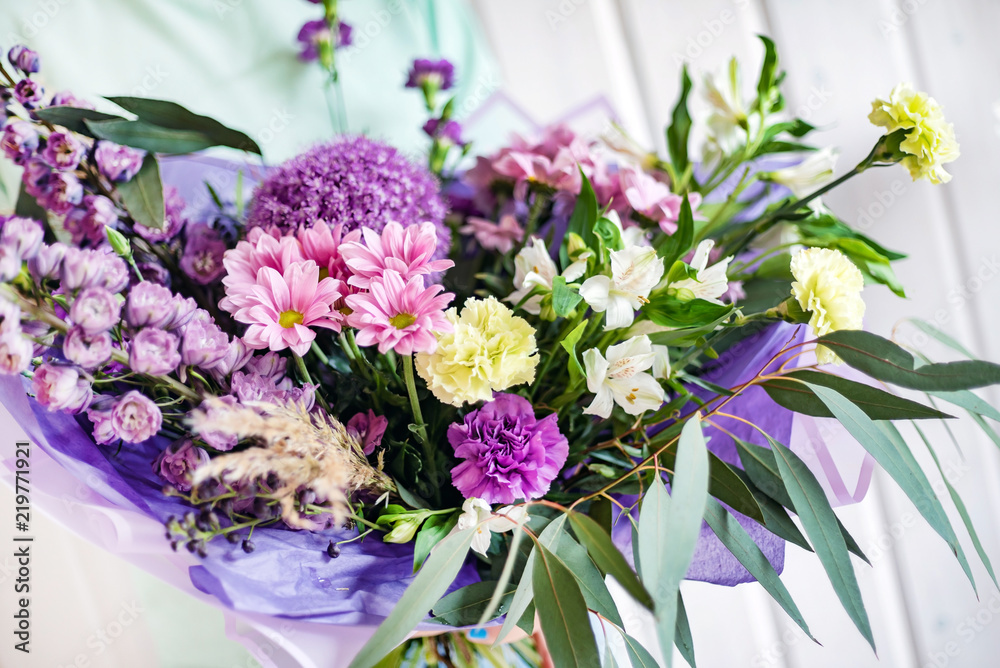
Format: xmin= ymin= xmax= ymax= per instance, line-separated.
xmin=422 ymin=118 xmax=466 ymax=146
xmin=197 ymin=396 xmax=238 ymax=451
xmin=41 ymin=131 xmax=85 ymax=170
xmin=69 ymin=287 xmax=121 ymax=335
xmin=153 ymin=440 xmax=209 ymax=491
xmin=94 ymin=141 xmax=145 ymax=183
xmin=125 ymin=281 xmax=174 ymax=328
xmin=50 ymin=90 xmax=94 ymax=110
xmin=28 ymin=242 xmax=66 ymax=280
xmin=0 ymin=216 xmax=44 ymax=259
xmin=246 ymin=136 xmax=449 ymax=259
xmin=65 ymin=195 xmax=118 ymax=246
xmin=63 ymin=326 xmax=112 ymax=370
xmin=447 ymin=393 xmax=569 ymax=504
xmin=134 ymin=186 xmax=186 ymax=243
xmin=0 ymin=328 xmax=33 ymax=375
xmin=37 ymin=170 xmax=83 ymax=215
xmin=180 ymin=317 xmax=228 ymax=368
xmin=13 ymin=79 xmax=43 ymax=107
xmin=179 ymin=224 xmax=226 ymax=284
xmin=87 ymin=407 xmax=117 ymax=445
xmin=1 ymin=121 xmax=39 ymax=165
xmin=129 ymin=328 xmax=181 ymax=376
xmin=405 ymin=58 xmax=455 ymax=90
xmin=346 ymin=409 xmax=388 ymax=456
xmin=8 ymin=46 xmax=39 ymax=74
xmin=111 ymin=390 xmax=162 ymax=443
xmin=32 ymin=363 xmax=93 ymax=414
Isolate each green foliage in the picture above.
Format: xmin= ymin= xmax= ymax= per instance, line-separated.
xmin=116 ymin=153 xmax=165 ymax=230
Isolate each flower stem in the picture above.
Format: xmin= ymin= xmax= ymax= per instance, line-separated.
xmin=401 ymin=354 xmax=438 ymax=489
xmin=293 ymin=352 xmax=331 ymax=413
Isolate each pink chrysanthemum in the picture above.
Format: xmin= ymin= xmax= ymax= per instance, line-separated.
xmin=220 ymin=228 xmax=304 ymax=314
xmin=298 ymin=221 xmax=361 ymax=290
xmin=235 ymin=260 xmax=342 ymax=356
xmin=340 ymin=221 xmax=454 ymax=290
xmin=345 ymin=270 xmax=453 ymax=355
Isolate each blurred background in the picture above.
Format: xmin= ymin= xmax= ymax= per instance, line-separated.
xmin=2 ymin=0 xmax=999 ymax=666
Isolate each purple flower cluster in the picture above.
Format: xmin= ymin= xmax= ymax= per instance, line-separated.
xmin=94 ymin=141 xmax=145 ymax=183
xmin=245 ymin=136 xmax=450 ymax=260
xmin=448 ymin=393 xmax=569 ymax=504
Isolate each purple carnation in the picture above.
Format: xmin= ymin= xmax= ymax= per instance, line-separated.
xmin=32 ymin=364 xmax=93 ymax=414
xmin=61 ymin=247 xmax=128 ymax=293
xmin=8 ymin=46 xmax=39 ymax=74
xmin=63 ymin=326 xmax=112 ymax=370
xmin=405 ymin=58 xmax=455 ymax=90
xmin=69 ymin=287 xmax=121 ymax=335
xmin=94 ymin=141 xmax=145 ymax=183
xmin=64 ymin=194 xmax=118 ymax=246
xmin=0 ymin=216 xmax=44 ymax=259
xmin=13 ymin=79 xmax=43 ymax=107
xmin=153 ymin=440 xmax=209 ymax=491
xmin=87 ymin=407 xmax=117 ymax=445
xmin=28 ymin=242 xmax=67 ymax=280
xmin=1 ymin=121 xmax=39 ymax=166
xmin=180 ymin=317 xmax=228 ymax=368
xmin=448 ymin=393 xmax=569 ymax=504
xmin=111 ymin=390 xmax=162 ymax=443
xmin=0 ymin=328 xmax=33 ymax=375
xmin=125 ymin=281 xmax=174 ymax=328
xmin=41 ymin=132 xmax=85 ymax=170
xmin=179 ymin=223 xmax=226 ymax=284
xmin=423 ymin=118 xmax=466 ymax=146
xmin=129 ymin=328 xmax=181 ymax=376
xmin=245 ymin=136 xmax=449 ymax=260
xmin=36 ymin=171 xmax=83 ymax=215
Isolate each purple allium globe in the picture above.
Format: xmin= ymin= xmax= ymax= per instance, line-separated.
xmin=448 ymin=393 xmax=569 ymax=504
xmin=246 ymin=136 xmax=450 ymax=260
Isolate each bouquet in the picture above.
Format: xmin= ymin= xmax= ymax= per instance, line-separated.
xmin=1 ymin=11 xmax=996 ymax=666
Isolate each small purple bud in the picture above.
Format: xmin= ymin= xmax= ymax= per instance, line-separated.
xmin=8 ymin=46 xmax=39 ymax=74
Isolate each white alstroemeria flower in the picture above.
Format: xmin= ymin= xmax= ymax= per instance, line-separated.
xmin=579 ymin=246 xmax=664 ymax=330
xmin=583 ymin=335 xmax=665 ymax=418
xmin=765 ymin=148 xmax=839 ymax=200
xmin=452 ymin=498 xmax=528 ymax=555
xmin=703 ymin=58 xmax=750 ymax=154
xmin=506 ymin=237 xmax=585 ymax=315
xmin=652 ymin=344 xmax=671 ymax=380
xmin=669 ymin=240 xmax=732 ymax=305
xmin=605 ymin=209 xmax=651 ymax=249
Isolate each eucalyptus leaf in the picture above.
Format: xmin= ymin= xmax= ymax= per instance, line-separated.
xmin=556 ymin=537 xmax=623 ymax=626
xmin=106 ymin=95 xmax=262 ymax=154
xmin=770 ymin=439 xmax=875 ymax=651
xmin=348 ymin=528 xmax=475 ymax=668
xmin=85 ymin=118 xmax=217 ymax=154
xmin=431 ymin=580 xmax=515 ymax=626
xmin=620 ymin=631 xmax=661 ymax=668
xmin=496 ymin=515 xmax=566 ymax=644
xmin=116 ymin=153 xmax=164 ymax=230
xmin=33 ymin=106 xmax=123 ymax=135
xmin=568 ymin=512 xmax=654 ymax=610
xmin=675 ymin=592 xmax=696 ymax=668
xmin=532 ymin=543 xmax=602 ymax=668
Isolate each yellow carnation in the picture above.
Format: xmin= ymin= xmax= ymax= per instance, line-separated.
xmin=869 ymin=83 xmax=959 ymax=184
xmin=790 ymin=248 xmax=865 ymax=365
xmin=415 ymin=296 xmax=538 ymax=406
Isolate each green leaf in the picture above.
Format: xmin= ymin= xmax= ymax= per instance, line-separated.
xmin=85 ymin=118 xmax=218 ymax=154
xmin=620 ymin=631 xmax=660 ymax=668
xmin=556 ymin=538 xmax=623 ymax=626
xmin=106 ymin=96 xmax=262 ymax=154
xmin=594 ymin=215 xmax=625 ymax=253
xmin=116 ymin=153 xmax=165 ymax=230
xmin=348 ymin=528 xmax=475 ymax=668
xmin=532 ymin=543 xmax=602 ymax=668
xmin=568 ymin=512 xmax=654 ymax=610
xmin=431 ymin=580 xmax=516 ymax=626
xmin=675 ymin=592 xmax=696 ymax=668
xmin=552 ymin=276 xmax=583 ymax=318
xmin=567 ymin=171 xmax=599 ymax=249
xmin=905 ymin=319 xmax=976 ymax=359
xmin=14 ymin=181 xmax=47 ymax=222
xmin=639 ymin=418 xmax=709 ymax=667
xmin=561 ymin=320 xmax=589 ymax=385
xmin=929 ymin=390 xmax=1000 ymax=422
xmin=666 ymin=65 xmax=693 ymax=177
xmin=413 ymin=512 xmax=457 ymax=572
xmin=32 ymin=106 xmax=123 ymax=135
xmin=656 ymin=439 xmax=764 ymax=524
xmin=644 ymin=293 xmax=733 ymax=330
xmin=703 ymin=498 xmax=814 ymax=640
xmin=807 ymin=383 xmax=975 ymax=593
xmin=762 ymin=370 xmax=953 ymax=421
xmin=911 ymin=422 xmax=998 ymax=589
xmin=818 ymin=330 xmax=1000 ymax=391
xmin=770 ymin=439 xmax=875 ymax=651
xmin=496 ymin=515 xmax=566 ymax=643
xmin=755 ymin=35 xmax=780 ymax=111
xmin=659 ymin=197 xmax=695 ymax=269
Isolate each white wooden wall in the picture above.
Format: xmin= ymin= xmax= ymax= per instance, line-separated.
xmin=470 ymin=0 xmax=1000 ymax=666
